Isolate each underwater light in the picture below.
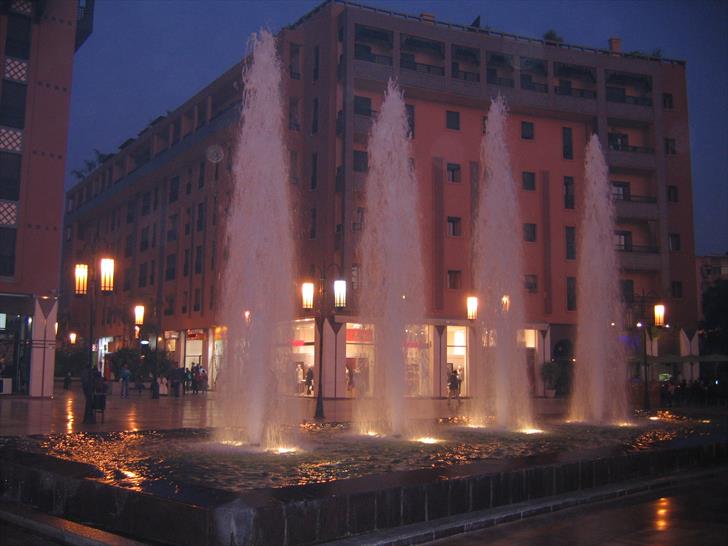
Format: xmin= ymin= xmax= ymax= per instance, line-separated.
xmin=519 ymin=428 xmax=544 ymax=434
xmin=414 ymin=437 xmax=440 ymax=444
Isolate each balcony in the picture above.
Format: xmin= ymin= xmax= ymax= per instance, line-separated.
xmin=554 ymin=86 xmax=596 ymax=99
xmin=607 ymin=87 xmax=653 ymax=106
xmin=452 ymin=68 xmax=479 ymax=82
xmin=617 ymin=244 xmax=661 ymax=270
xmin=521 ymin=77 xmax=547 ymax=93
xmin=609 ymin=142 xmax=654 ymax=154
xmin=614 ymin=195 xmax=659 ymax=220
xmin=354 ymin=45 xmax=393 ymax=66
xmin=401 ymin=57 xmax=444 ymax=76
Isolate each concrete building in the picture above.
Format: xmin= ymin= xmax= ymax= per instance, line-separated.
xmin=0 ymin=0 xmax=94 ymax=395
xmin=60 ymin=1 xmax=697 ymax=403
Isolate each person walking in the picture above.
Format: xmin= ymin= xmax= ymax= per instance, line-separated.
xmin=120 ymin=364 xmax=131 ymax=398
xmin=80 ymin=367 xmax=95 ymax=424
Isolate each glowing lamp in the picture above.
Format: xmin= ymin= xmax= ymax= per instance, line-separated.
xmin=99 ymin=258 xmax=115 ymax=292
xmin=301 ymin=282 xmax=314 ymax=310
xmin=134 ymin=305 xmax=145 ymax=326
xmin=467 ymin=296 xmax=478 ymax=320
xmin=653 ymin=304 xmax=665 ymax=327
xmin=74 ymin=264 xmax=88 ymax=295
xmin=69 ymin=332 xmax=77 ymax=345
xmin=334 ymin=280 xmax=347 ymax=308
xmin=501 ymin=294 xmax=511 ymax=313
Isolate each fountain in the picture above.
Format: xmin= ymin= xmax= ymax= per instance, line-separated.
xmin=216 ymin=30 xmax=296 ymax=447
xmin=471 ymin=96 xmax=534 ymax=430
xmin=569 ymin=134 xmax=629 ymax=423
xmin=356 ymin=79 xmax=427 ymax=436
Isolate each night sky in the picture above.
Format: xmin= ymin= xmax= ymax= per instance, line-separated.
xmin=65 ymin=0 xmax=728 ymax=255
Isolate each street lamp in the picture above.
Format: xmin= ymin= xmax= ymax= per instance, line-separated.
xmin=69 ymin=332 xmax=77 ymax=345
xmin=639 ymin=302 xmax=667 ymax=410
xmin=74 ymin=258 xmax=115 ymax=373
xmin=467 ymin=296 xmax=478 ymax=321
xmin=301 ymin=267 xmax=346 ymax=420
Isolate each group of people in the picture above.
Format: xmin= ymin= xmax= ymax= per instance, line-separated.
xmin=660 ymin=377 xmax=721 ymax=407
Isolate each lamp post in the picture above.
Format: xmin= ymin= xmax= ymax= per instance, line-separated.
xmin=301 ymin=266 xmax=347 ymax=420
xmin=638 ymin=302 xmax=667 ymax=410
xmin=74 ymin=258 xmax=115 ymax=372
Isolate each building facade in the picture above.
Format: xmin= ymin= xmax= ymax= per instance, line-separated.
xmin=60 ymin=1 xmax=697 ymax=401
xmin=0 ymin=0 xmax=93 ymax=395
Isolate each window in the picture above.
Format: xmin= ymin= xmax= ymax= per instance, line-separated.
xmin=615 ymin=230 xmax=632 ymax=251
xmin=311 ymin=98 xmax=319 ymax=133
xmin=138 ymin=263 xmax=148 ymax=288
xmin=310 ymin=153 xmax=318 ymax=190
xmin=522 ymin=171 xmax=535 ymax=191
xmin=664 ymin=138 xmax=676 ymax=155
xmin=5 ymin=14 xmax=32 ymax=59
xmin=289 ymin=43 xmax=301 ymax=79
xmin=195 ymin=245 xmax=203 ymax=274
xmin=141 ymin=192 xmax=151 ymax=215
xmin=313 ymin=46 xmax=320 ymax=80
xmin=164 ymin=295 xmax=175 ymax=316
xmin=153 ymin=188 xmax=159 ymax=211
xmin=447 ymin=163 xmax=461 ymax=183
xmin=562 ymin=127 xmax=573 ymax=159
xmin=0 ymin=152 xmax=21 ymax=201
xmin=123 ymin=267 xmax=132 ymax=291
xmin=0 ymin=227 xmax=17 ymax=276
xmin=150 ymin=260 xmax=155 ymax=286
xmin=612 ymin=181 xmax=630 ymax=200
xmin=523 ymin=223 xmax=537 ymax=242
xmin=521 ymin=121 xmax=534 ymax=140
xmin=181 ymin=291 xmax=188 ymax=314
xmin=566 ymin=277 xmax=577 ymax=310
xmin=525 ymin=274 xmax=538 ymax=293
xmin=447 ymin=270 xmax=462 ymax=289
xmin=565 ymin=226 xmax=576 ymax=259
xmin=667 ymin=185 xmax=678 ymax=203
xmin=196 ymin=202 xmax=205 ymax=231
xmin=183 ymin=249 xmax=190 ymax=276
xmin=671 ymin=281 xmax=683 ymax=298
xmin=354 ymin=96 xmax=372 ymax=116
xmin=211 ymin=239 xmax=217 ymax=271
xmin=668 ymin=233 xmax=681 ymax=252
xmin=309 ymin=208 xmax=317 ymax=239
xmin=126 ymin=200 xmax=136 ymax=224
xmin=353 ymin=150 xmax=368 ymax=172
xmin=151 ymin=223 xmax=157 ymax=248
xmin=406 ymin=104 xmax=415 ymax=137
xmin=139 ymin=226 xmax=149 ymax=251
xmin=289 ymin=150 xmax=299 ymax=184
xmin=662 ymin=93 xmax=674 ymax=109
xmin=124 ymin=234 xmax=134 ymax=257
xmin=198 ymin=161 xmax=205 ymax=188
xmin=446 ymin=110 xmax=460 ymax=130
xmin=447 ymin=216 xmax=462 ymax=237
xmin=167 ymin=213 xmax=178 ymax=241
xmin=168 ymin=176 xmax=179 ymax=203
xmin=289 ymin=97 xmax=301 ymax=131
xmin=564 ymin=177 xmax=575 ymax=209
xmin=0 ymin=81 xmax=27 ymax=128
xmin=620 ymin=279 xmax=634 ymax=303
xmin=194 ymin=288 xmax=201 ymax=312
xmin=353 ymin=207 xmax=364 ymax=231
xmin=165 ymin=253 xmax=176 ymax=281
xmin=351 ymin=264 xmax=360 ymax=291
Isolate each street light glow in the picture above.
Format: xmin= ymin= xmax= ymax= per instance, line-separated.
xmin=74 ymin=264 xmax=88 ymax=295
xmin=467 ymin=296 xmax=478 ymax=320
xmin=99 ymin=258 xmax=115 ymax=292
xmin=334 ymin=279 xmax=347 ymax=308
xmin=301 ymin=282 xmax=314 ymax=309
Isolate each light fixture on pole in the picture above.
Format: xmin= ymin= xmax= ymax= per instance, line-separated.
xmin=301 ymin=282 xmax=315 ymax=310
xmin=501 ymin=294 xmax=511 ymax=313
xmin=333 ymin=280 xmax=347 ymax=309
xmin=653 ymin=304 xmax=665 ymax=327
xmin=467 ymin=296 xmax=478 ymax=320
xmin=69 ymin=332 xmax=77 ymax=345
xmin=134 ymin=305 xmax=145 ymax=326
xmin=74 ymin=264 xmax=88 ymax=295
xmin=99 ymin=258 xmax=115 ymax=293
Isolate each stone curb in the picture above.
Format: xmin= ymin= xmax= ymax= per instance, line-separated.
xmin=327 ymin=467 xmax=725 ymax=546
xmin=0 ymin=500 xmax=145 ymax=546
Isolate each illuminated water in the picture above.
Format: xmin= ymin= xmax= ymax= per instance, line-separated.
xmin=3 ymin=412 xmax=717 ymax=492
xmin=356 ymin=80 xmax=427 ymax=436
xmin=217 ymin=30 xmax=296 ymax=447
xmin=569 ymin=135 xmax=628 ymax=423
xmin=471 ymin=96 xmax=534 ymax=429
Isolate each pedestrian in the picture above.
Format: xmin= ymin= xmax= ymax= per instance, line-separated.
xmin=305 ymin=366 xmax=314 ymax=396
xmin=120 ymin=364 xmax=131 ymax=398
xmin=80 ymin=366 xmax=95 ymax=424
xmin=447 ymin=369 xmax=461 ymax=408
xmin=63 ymin=371 xmax=72 ymax=390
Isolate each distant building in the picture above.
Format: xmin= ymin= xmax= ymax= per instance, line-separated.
xmin=696 ymin=254 xmax=728 ymax=319
xmin=60 ymin=1 xmax=697 ymax=401
xmin=0 ymin=0 xmax=94 ymax=395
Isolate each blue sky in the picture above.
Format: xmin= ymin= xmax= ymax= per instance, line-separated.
xmin=65 ymin=0 xmax=728 ymax=254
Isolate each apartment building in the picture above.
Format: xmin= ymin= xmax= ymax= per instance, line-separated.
xmin=0 ymin=0 xmax=94 ymax=395
xmin=61 ymin=0 xmax=697 ymax=399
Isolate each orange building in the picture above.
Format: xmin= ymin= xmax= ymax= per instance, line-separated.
xmin=0 ymin=0 xmax=93 ymax=395
xmin=60 ymin=1 xmax=697 ymax=401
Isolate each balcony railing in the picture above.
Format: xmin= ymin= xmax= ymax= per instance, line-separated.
xmin=487 ymin=74 xmax=514 ymax=87
xmin=555 ymin=86 xmax=596 ymax=99
xmin=616 ymin=244 xmax=659 ymax=253
xmin=609 ymin=142 xmax=655 ymax=154
xmin=401 ymin=59 xmax=444 ymax=76
xmin=606 ymin=88 xmax=653 ymax=106
xmin=613 ymin=194 xmax=657 ymax=204
xmin=354 ymin=48 xmax=393 ymax=66
xmin=521 ymin=80 xmax=547 ymax=93
xmin=453 ymin=69 xmax=479 ymax=82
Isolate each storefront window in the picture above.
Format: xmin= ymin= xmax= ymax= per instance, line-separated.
xmin=210 ymin=326 xmax=225 ymax=389
xmin=345 ymin=323 xmax=374 ymax=397
xmin=291 ymin=319 xmax=315 ymax=396
xmin=184 ymin=329 xmax=204 ymax=368
xmin=446 ymin=325 xmax=468 ymax=396
xmin=405 ymin=324 xmax=433 ymax=396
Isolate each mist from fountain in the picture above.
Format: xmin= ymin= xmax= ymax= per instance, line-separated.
xmin=216 ymin=30 xmax=296 ymax=447
xmin=356 ymin=80 xmax=427 ymax=437
xmin=471 ymin=96 xmax=534 ymax=430
xmin=569 ymin=135 xmax=628 ymax=423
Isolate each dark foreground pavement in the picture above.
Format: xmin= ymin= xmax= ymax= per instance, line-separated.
xmin=433 ymin=469 xmax=728 ymax=546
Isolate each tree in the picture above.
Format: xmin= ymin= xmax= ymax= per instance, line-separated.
xmin=543 ymin=30 xmax=564 ymax=44
xmin=702 ymin=279 xmax=728 ymax=354
xmin=70 ymin=148 xmax=111 ymax=181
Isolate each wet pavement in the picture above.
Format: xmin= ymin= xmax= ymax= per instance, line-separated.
xmin=433 ymin=469 xmax=728 ymax=546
